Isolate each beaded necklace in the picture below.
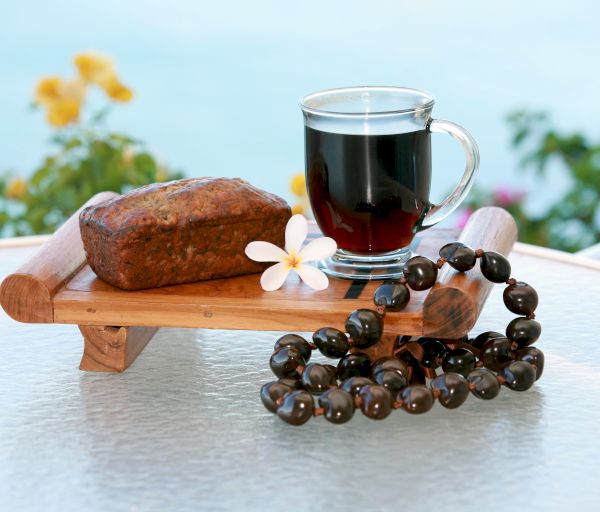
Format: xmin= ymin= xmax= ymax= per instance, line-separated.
xmin=261 ymin=242 xmax=543 ymax=425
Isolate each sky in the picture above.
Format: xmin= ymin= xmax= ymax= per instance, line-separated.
xmin=2 ymin=0 xmax=599 ymax=212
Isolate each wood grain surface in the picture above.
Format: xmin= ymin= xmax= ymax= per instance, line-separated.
xmin=0 ymin=192 xmax=118 ymax=323
xmin=49 ymin=228 xmax=454 ymax=334
xmin=79 ymin=325 xmax=159 ymax=372
xmin=0 ymin=200 xmax=517 ymax=372
xmin=1 ymin=205 xmax=517 ymax=337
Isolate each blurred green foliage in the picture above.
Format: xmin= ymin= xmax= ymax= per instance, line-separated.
xmin=0 ymin=116 xmax=182 ymax=236
xmin=463 ymin=111 xmax=600 ymax=252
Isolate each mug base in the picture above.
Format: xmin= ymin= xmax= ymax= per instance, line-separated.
xmin=317 ymin=247 xmax=413 ymax=281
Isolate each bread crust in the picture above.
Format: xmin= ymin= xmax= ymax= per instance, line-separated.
xmin=79 ymin=178 xmax=291 ymax=290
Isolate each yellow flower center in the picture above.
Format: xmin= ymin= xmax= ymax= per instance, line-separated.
xmin=285 ymin=252 xmax=302 ymax=270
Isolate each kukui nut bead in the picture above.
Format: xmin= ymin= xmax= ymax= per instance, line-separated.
xmin=503 ymin=282 xmax=539 ymax=316
xmin=301 ymin=363 xmax=337 ymax=394
xmin=276 ymin=390 xmax=315 ymax=426
xmin=398 ymin=385 xmax=434 ymax=414
xmin=274 ymin=334 xmax=312 ymax=363
xmin=470 ymin=331 xmax=505 ymax=350
xmin=442 ymin=348 xmax=477 ymax=377
xmin=337 ymin=352 xmax=372 ymax=381
xmin=260 ymin=381 xmax=293 ymax=413
xmin=467 ymin=368 xmax=501 ymax=400
xmin=371 ymin=356 xmax=410 ymax=379
xmin=430 ymin=373 xmax=470 ymax=409
xmin=277 ymin=376 xmax=302 ymax=390
xmin=516 ymin=347 xmax=544 ymax=380
xmin=373 ymin=281 xmax=410 ymax=311
xmin=341 ymin=376 xmax=374 ymax=397
xmin=480 ymin=337 xmax=513 ymax=371
xmin=439 ymin=241 xmax=466 ymax=260
xmin=312 ymin=327 xmax=350 ymax=359
xmin=506 ymin=317 xmax=542 ymax=347
xmin=358 ymin=385 xmax=392 ymax=420
xmin=269 ymin=346 xmax=306 ymax=379
xmin=374 ymin=369 xmax=409 ymax=394
xmin=480 ymin=251 xmax=511 ymax=283
xmin=499 ymin=361 xmax=536 ymax=391
xmin=402 ymin=256 xmax=438 ymax=291
xmin=318 ymin=388 xmax=355 ymax=424
xmin=439 ymin=242 xmax=477 ymax=271
xmin=419 ymin=338 xmax=448 ymax=369
xmin=345 ymin=309 xmax=384 ymax=349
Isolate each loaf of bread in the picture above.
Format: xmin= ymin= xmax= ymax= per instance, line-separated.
xmin=79 ymin=178 xmax=291 ymax=290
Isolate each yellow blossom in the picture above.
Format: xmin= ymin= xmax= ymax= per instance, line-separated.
xmin=74 ymin=52 xmax=133 ymax=102
xmin=46 ymin=99 xmax=81 ymax=126
xmin=35 ymin=77 xmax=62 ymax=106
xmin=5 ymin=177 xmax=28 ymax=200
xmin=290 ymin=173 xmax=307 ymax=197
xmin=74 ymin=52 xmax=115 ymax=86
xmin=291 ymin=203 xmax=305 ymax=215
xmin=34 ymin=77 xmax=85 ymax=127
xmin=103 ymin=75 xmax=133 ymax=102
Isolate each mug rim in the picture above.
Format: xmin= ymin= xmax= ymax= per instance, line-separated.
xmin=299 ymin=86 xmax=435 ymax=118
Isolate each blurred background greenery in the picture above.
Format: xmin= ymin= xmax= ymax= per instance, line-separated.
xmin=0 ymin=53 xmax=182 ymax=236
xmin=2 ymin=1 xmax=599 ymax=252
xmin=461 ymin=111 xmax=600 ymax=252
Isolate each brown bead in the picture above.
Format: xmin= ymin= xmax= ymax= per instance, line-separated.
xmin=480 ymin=251 xmax=511 ymax=283
xmin=397 ymin=385 xmax=434 ymax=414
xmin=503 ymin=282 xmax=539 ymax=316
xmin=499 ymin=361 xmax=536 ymax=391
xmin=430 ymin=373 xmax=469 ymax=409
xmin=341 ymin=376 xmax=374 ymax=397
xmin=480 ymin=337 xmax=513 ymax=371
xmin=358 ymin=385 xmax=392 ymax=420
xmin=274 ymin=334 xmax=312 ymax=363
xmin=276 ymin=390 xmax=314 ymax=425
xmin=516 ymin=347 xmax=545 ymax=380
xmin=260 ymin=381 xmax=293 ymax=413
xmin=467 ymin=368 xmax=501 ymax=400
xmin=374 ymin=369 xmax=409 ymax=394
xmin=373 ymin=281 xmax=411 ymax=311
xmin=506 ymin=317 xmax=541 ymax=347
xmin=301 ymin=363 xmax=337 ymax=394
xmin=319 ymin=388 xmax=355 ymax=424
xmin=402 ymin=256 xmax=438 ymax=291
xmin=371 ymin=356 xmax=409 ymax=379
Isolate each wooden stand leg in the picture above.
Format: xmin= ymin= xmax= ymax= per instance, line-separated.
xmin=78 ymin=325 xmax=159 ymax=372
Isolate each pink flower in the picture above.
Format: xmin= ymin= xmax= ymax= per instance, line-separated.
xmin=456 ymin=208 xmax=473 ymax=229
xmin=493 ymin=186 xmax=526 ymax=207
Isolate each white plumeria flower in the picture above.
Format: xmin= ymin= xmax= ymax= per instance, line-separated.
xmin=245 ymin=214 xmax=337 ymax=291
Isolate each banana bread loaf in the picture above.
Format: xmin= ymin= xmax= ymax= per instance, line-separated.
xmin=79 ymin=177 xmax=291 ymax=290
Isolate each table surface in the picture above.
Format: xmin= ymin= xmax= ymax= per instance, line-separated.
xmin=1 ymin=239 xmax=600 ymax=512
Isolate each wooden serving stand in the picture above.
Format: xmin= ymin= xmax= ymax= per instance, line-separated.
xmin=0 ymin=192 xmax=517 ymax=373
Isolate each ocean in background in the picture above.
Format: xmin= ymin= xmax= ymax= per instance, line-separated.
xmin=2 ymin=0 xmax=599 ymax=216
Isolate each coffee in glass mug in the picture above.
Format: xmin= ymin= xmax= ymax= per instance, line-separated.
xmin=300 ymin=86 xmax=479 ymax=280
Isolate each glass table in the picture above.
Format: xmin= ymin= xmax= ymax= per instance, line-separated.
xmin=1 ymin=238 xmax=599 ymax=511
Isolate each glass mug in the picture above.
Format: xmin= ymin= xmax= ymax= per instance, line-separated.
xmin=300 ymin=86 xmax=479 ymax=280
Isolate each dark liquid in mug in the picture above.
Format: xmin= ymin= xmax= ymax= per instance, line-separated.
xmin=305 ymin=127 xmax=432 ymax=253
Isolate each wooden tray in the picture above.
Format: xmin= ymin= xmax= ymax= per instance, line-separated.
xmin=0 ymin=192 xmax=517 ymax=372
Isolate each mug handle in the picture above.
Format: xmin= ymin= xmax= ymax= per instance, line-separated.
xmin=420 ymin=118 xmax=480 ymax=229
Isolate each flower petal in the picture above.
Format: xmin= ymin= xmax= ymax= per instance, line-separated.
xmin=260 ymin=262 xmax=291 ymax=291
xmin=295 ymin=264 xmax=329 ymax=291
xmin=285 ymin=214 xmax=308 ymax=255
xmin=298 ymin=237 xmax=337 ymax=263
xmin=245 ymin=241 xmax=287 ymax=262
